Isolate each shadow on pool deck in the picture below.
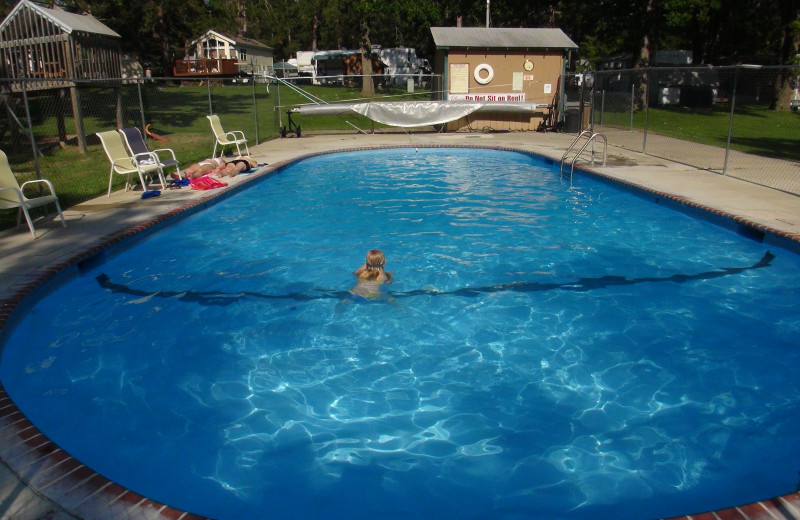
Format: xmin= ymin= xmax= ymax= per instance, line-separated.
xmin=1 ymin=131 xmax=800 ymax=520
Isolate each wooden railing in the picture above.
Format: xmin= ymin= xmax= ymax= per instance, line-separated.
xmin=171 ymin=58 xmax=238 ymax=77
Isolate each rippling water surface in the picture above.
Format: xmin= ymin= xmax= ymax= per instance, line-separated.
xmin=2 ymin=148 xmax=799 ymax=520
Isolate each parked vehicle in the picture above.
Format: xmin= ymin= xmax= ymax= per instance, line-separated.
xmin=229 ymin=71 xmax=253 ymax=84
xmin=376 ymin=46 xmax=430 ymax=86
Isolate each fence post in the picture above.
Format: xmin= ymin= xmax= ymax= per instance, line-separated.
xmin=589 ymin=77 xmax=595 ymax=132
xmin=630 ymin=84 xmax=634 ymax=130
xmin=137 ymin=78 xmax=146 ymax=140
xmin=723 ymin=66 xmax=739 ymax=176
xmin=600 ymin=90 xmax=605 ymax=125
xmin=21 ymin=80 xmax=42 ymax=182
xmin=115 ymin=86 xmax=124 ymax=130
xmin=276 ymin=78 xmax=283 ymax=130
xmin=252 ymin=76 xmax=258 ymax=145
xmin=578 ymin=74 xmax=586 ymax=131
xmin=207 ymin=77 xmax=213 ymax=114
xmin=642 ymin=69 xmax=650 ymax=153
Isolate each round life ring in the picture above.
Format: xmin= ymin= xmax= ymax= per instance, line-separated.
xmin=473 ymin=63 xmax=494 ymax=85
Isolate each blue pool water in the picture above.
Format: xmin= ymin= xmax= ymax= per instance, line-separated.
xmin=2 ymin=148 xmax=799 ymax=520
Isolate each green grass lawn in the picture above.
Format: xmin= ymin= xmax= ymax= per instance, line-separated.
xmin=0 ymin=80 xmax=434 ymax=230
xmin=597 ymin=104 xmax=800 ymax=162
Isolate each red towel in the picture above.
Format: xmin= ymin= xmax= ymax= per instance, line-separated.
xmin=190 ymin=175 xmax=228 ymax=190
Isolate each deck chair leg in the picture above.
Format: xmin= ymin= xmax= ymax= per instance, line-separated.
xmin=54 ymin=200 xmax=66 ymax=228
xmin=108 ymin=168 xmax=115 ymax=197
xmin=137 ymin=171 xmax=148 ymax=192
xmin=20 ymin=206 xmax=36 ymax=238
xmin=155 ymin=167 xmax=167 ymax=190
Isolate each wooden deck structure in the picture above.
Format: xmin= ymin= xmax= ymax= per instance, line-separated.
xmin=0 ymin=0 xmax=122 ymax=153
xmin=172 ymin=58 xmax=238 ymax=77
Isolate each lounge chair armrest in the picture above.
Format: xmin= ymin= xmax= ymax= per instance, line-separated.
xmin=0 ymin=186 xmax=25 ymax=203
xmin=19 ymin=178 xmax=57 ymax=197
xmin=133 ymin=151 xmax=159 ymax=163
xmin=111 ymin=157 xmax=137 ymax=169
xmin=151 ymin=148 xmax=178 ymax=161
xmin=224 ymin=130 xmax=246 ymax=141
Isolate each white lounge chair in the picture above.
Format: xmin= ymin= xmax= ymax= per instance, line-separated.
xmin=119 ymin=127 xmax=183 ymax=180
xmin=97 ymin=130 xmax=166 ymax=196
xmin=0 ymin=149 xmax=66 ymax=238
xmin=207 ymin=114 xmax=249 ymax=158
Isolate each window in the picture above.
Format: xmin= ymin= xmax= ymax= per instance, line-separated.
xmin=203 ymin=38 xmax=227 ymax=59
xmin=238 ymin=48 xmax=247 ymax=61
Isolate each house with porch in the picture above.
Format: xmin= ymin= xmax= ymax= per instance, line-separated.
xmin=173 ymin=30 xmax=273 ymax=79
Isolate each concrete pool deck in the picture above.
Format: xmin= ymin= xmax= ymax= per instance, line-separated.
xmin=1 ymin=131 xmax=799 ymax=519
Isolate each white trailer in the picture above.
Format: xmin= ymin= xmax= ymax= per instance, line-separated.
xmin=376 ymin=46 xmax=430 ymax=86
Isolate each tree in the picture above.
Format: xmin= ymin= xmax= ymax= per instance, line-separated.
xmin=72 ymin=0 xmax=209 ymax=75
xmin=773 ymin=0 xmax=800 ymax=110
xmin=5 ymin=0 xmax=795 ymax=84
xmin=0 ymin=0 xmax=16 ymax=18
xmin=632 ymin=0 xmax=659 ymax=109
xmin=663 ymin=0 xmax=723 ymax=64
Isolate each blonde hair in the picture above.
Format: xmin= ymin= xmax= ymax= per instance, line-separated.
xmin=358 ymin=249 xmax=386 ymax=281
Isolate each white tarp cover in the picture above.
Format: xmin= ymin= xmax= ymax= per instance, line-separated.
xmin=351 ymin=101 xmax=482 ymax=127
xmin=292 ymin=101 xmax=544 ymax=127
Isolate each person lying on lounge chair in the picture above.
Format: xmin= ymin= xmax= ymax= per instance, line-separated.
xmin=214 ymin=156 xmax=258 ymax=178
xmin=182 ymin=157 xmax=227 ymax=179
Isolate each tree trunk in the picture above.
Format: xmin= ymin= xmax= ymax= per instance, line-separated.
xmin=633 ymin=0 xmax=655 ymax=110
xmin=772 ymin=0 xmax=800 ymax=110
xmin=237 ymin=1 xmax=247 ymax=37
xmin=156 ymin=3 xmax=171 ymax=78
xmin=360 ymin=18 xmax=374 ymax=98
xmin=312 ymin=12 xmax=318 ymax=51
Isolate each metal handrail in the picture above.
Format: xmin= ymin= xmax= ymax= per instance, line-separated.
xmin=560 ymin=131 xmax=607 ymax=181
xmin=559 ymin=130 xmax=592 ymax=175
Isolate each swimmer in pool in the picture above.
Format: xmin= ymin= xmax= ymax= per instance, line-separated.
xmin=351 ymin=249 xmax=393 ymax=300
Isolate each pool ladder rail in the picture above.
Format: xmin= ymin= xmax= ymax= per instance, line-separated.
xmin=560 ymin=130 xmax=607 ymax=182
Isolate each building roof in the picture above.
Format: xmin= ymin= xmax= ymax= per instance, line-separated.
xmin=230 ymin=34 xmax=271 ymax=51
xmin=0 ymin=0 xmax=120 ymax=37
xmin=312 ymin=49 xmax=360 ymax=60
xmin=431 ymin=27 xmax=577 ymax=51
xmin=190 ymin=30 xmax=272 ymax=51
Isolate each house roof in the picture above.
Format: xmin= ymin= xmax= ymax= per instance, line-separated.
xmin=0 ymin=0 xmax=120 ymax=38
xmin=231 ymin=34 xmax=271 ymax=51
xmin=190 ymin=30 xmax=272 ymax=51
xmin=312 ymin=49 xmax=360 ymax=60
xmin=431 ymin=27 xmax=577 ymax=51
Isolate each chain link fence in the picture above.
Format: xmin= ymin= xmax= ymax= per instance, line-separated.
xmin=566 ymin=65 xmax=800 ymax=195
xmin=0 ymin=73 xmax=440 ymax=229
xmin=1 ymin=77 xmax=274 ymax=214
xmin=2 ymin=66 xmax=797 ymax=230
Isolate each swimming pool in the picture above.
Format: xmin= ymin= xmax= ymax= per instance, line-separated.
xmin=1 ymin=147 xmax=799 ymax=520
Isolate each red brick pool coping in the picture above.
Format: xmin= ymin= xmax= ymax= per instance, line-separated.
xmin=1 ymin=145 xmax=799 ymax=520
